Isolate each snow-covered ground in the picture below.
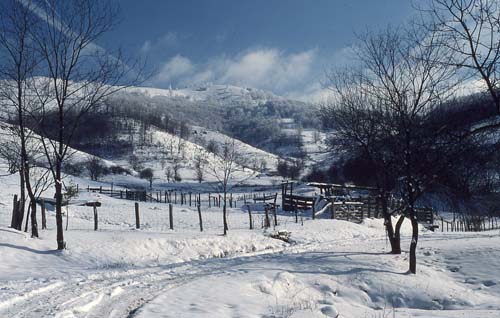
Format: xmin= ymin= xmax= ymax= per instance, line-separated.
xmin=1 ymin=181 xmax=500 ymax=318
xmin=1 ymin=159 xmax=500 ymax=317
xmin=1 ymin=218 xmax=499 ymax=318
xmin=136 ymin=232 xmax=500 ymax=318
xmin=124 ymin=84 xmax=285 ymax=106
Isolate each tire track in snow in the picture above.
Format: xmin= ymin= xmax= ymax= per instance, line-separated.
xmin=0 ymin=231 xmax=489 ymax=317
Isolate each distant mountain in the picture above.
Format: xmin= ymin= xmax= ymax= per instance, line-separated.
xmin=123 ymin=84 xmax=292 ymax=107
xmin=109 ymin=83 xmax=320 ymax=158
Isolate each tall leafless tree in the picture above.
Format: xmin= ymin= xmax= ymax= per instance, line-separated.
xmin=27 ymin=0 xmax=141 ymax=249
xmin=324 ymin=25 xmax=457 ymax=273
xmin=421 ymin=0 xmax=500 ymax=133
xmin=322 ymin=69 xmax=406 ymax=254
xmin=207 ymin=139 xmax=253 ymax=235
xmin=360 ymin=25 xmax=458 ymax=273
xmin=0 ymin=0 xmax=42 ymax=237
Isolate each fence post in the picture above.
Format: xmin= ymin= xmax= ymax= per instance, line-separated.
xmin=247 ymin=205 xmax=253 ymax=230
xmin=272 ymin=205 xmax=278 ymax=226
xmin=312 ymin=201 xmax=316 ymax=220
xmin=441 ymin=217 xmax=444 ymax=232
xmin=294 ymin=204 xmax=298 ymax=224
xmin=198 ymin=204 xmax=203 ymax=232
xmin=41 ymin=199 xmax=47 ymax=230
xmin=10 ymin=195 xmax=18 ymax=228
xmin=331 ymin=201 xmax=335 ymax=219
xmin=135 ymin=202 xmax=140 ymax=229
xmin=93 ymin=203 xmax=98 ymax=231
xmin=265 ymin=207 xmax=270 ymax=228
xmin=169 ymin=204 xmax=174 ymax=230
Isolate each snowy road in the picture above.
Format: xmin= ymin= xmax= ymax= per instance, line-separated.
xmin=0 ymin=233 xmax=370 ymax=318
xmin=1 ymin=231 xmax=500 ymax=318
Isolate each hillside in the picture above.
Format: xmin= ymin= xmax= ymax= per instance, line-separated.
xmin=109 ymin=83 xmax=321 ymax=158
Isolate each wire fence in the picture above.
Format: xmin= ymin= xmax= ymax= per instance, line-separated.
xmin=2 ymin=186 xmax=499 ymax=235
xmin=44 ymin=200 xmax=305 ymax=235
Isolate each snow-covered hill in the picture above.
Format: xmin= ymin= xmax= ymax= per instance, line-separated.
xmin=124 ymin=84 xmax=290 ymax=107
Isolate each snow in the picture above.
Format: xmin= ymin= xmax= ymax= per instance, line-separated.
xmin=124 ymin=84 xmax=285 ymax=106
xmin=135 ymin=232 xmax=500 ymax=318
xmin=0 ymin=145 xmax=499 ymax=317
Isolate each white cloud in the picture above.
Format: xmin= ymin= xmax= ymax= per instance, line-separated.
xmin=156 ymin=55 xmax=194 ymax=83
xmin=287 ymin=82 xmax=335 ymax=103
xmin=151 ymin=48 xmax=318 ymax=94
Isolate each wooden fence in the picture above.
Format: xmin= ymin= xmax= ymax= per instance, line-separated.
xmin=82 ymin=185 xmax=497 ymax=232
xmin=85 ymin=186 xmax=238 ymax=208
xmin=438 ymin=215 xmax=499 ymax=232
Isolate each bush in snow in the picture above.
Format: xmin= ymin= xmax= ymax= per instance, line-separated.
xmin=139 ymin=168 xmax=154 ymax=188
xmin=85 ymin=156 xmax=109 ymax=181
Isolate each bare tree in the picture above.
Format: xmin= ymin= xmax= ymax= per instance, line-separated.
xmin=165 ymin=166 xmax=173 ymax=182
xmin=362 ymin=26 xmax=457 ymax=273
xmin=139 ymin=168 xmax=154 ymax=188
xmin=0 ymin=0 xmax=42 ymax=237
xmin=193 ymin=151 xmax=206 ymax=183
xmin=207 ymin=139 xmax=253 ymax=235
xmin=172 ymin=158 xmax=182 ymax=182
xmin=28 ymin=0 xmax=140 ymax=249
xmin=321 ymin=69 xmax=406 ymax=254
xmin=129 ymin=154 xmax=143 ymax=171
xmin=422 ymin=0 xmax=500 ymax=132
xmin=85 ymin=155 xmax=106 ymax=181
xmin=324 ymin=25 xmax=457 ymax=273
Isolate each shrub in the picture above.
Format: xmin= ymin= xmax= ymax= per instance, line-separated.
xmin=110 ymin=165 xmax=131 ymax=175
xmin=85 ymin=156 xmax=108 ymax=181
xmin=139 ymin=168 xmax=154 ymax=188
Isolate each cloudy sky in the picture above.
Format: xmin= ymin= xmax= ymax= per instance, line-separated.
xmin=102 ymin=0 xmax=415 ymax=100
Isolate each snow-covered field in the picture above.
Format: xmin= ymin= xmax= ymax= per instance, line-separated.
xmin=0 ymin=160 xmax=500 ymax=317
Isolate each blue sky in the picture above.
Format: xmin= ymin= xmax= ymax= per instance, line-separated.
xmin=101 ymin=0 xmax=415 ymax=100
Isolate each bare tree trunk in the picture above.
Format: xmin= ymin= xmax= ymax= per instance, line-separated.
xmin=24 ymin=202 xmax=31 ymax=232
xmin=409 ymin=211 xmax=418 ymax=274
xmin=30 ymin=199 xmax=38 ymax=237
xmin=223 ymin=190 xmax=228 ymax=235
xmin=55 ymin=165 xmax=65 ymax=249
xmin=11 ymin=195 xmax=18 ymax=228
xmin=381 ymin=193 xmax=400 ymax=254
xmin=23 ymin=165 xmax=38 ymax=237
xmin=17 ymin=170 xmax=25 ymax=231
xmin=394 ymin=214 xmax=405 ymax=254
xmin=406 ymin=129 xmax=418 ymax=274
